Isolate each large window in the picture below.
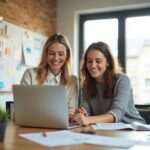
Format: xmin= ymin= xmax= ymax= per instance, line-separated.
xmin=126 ymin=16 xmax=150 ymax=104
xmin=79 ymin=8 xmax=150 ymax=105
xmin=84 ymin=18 xmax=118 ymax=57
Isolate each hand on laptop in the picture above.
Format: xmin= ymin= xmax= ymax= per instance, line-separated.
xmin=69 ymin=112 xmax=78 ymax=124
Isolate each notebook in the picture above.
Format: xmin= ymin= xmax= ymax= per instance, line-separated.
xmin=13 ymin=85 xmax=78 ymax=129
xmin=92 ymin=122 xmax=150 ymax=131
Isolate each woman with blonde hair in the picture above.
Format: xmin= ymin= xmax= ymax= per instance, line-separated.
xmin=21 ymin=33 xmax=78 ymax=115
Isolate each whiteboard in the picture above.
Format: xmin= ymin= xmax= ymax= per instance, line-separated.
xmin=0 ymin=21 xmax=47 ymax=92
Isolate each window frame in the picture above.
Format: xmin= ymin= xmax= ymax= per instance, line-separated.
xmin=79 ymin=7 xmax=150 ymax=106
xmin=79 ymin=7 xmax=150 ymax=72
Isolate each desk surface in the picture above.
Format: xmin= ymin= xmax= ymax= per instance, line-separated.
xmin=1 ymin=122 xmax=150 ymax=150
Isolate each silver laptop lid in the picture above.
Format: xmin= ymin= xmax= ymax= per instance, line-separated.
xmin=13 ymin=85 xmax=69 ymax=129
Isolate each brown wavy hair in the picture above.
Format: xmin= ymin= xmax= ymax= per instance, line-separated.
xmin=36 ymin=33 xmax=72 ymax=85
xmin=80 ymin=41 xmax=122 ymax=99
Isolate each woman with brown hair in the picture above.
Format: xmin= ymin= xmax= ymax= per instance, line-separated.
xmin=21 ymin=33 xmax=78 ymax=115
xmin=73 ymin=41 xmax=145 ymax=125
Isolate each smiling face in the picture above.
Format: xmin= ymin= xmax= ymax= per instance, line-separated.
xmin=86 ymin=49 xmax=108 ymax=82
xmin=47 ymin=42 xmax=67 ymax=75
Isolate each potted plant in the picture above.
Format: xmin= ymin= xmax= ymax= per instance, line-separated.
xmin=0 ymin=107 xmax=9 ymax=142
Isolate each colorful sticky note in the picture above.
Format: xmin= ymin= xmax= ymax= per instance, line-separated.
xmin=26 ymin=47 xmax=31 ymax=53
xmin=0 ymin=81 xmax=4 ymax=89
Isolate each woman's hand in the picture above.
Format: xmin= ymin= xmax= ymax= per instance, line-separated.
xmin=70 ymin=107 xmax=90 ymax=126
xmin=73 ymin=113 xmax=90 ymax=126
xmin=69 ymin=112 xmax=76 ymax=123
xmin=77 ymin=107 xmax=88 ymax=116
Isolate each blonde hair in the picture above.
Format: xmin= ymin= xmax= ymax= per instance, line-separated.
xmin=36 ymin=33 xmax=72 ymax=85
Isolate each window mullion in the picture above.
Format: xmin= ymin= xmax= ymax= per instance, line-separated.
xmin=118 ymin=16 xmax=126 ymax=72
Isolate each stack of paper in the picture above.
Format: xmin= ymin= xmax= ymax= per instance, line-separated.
xmin=92 ymin=122 xmax=133 ymax=130
xmin=92 ymin=122 xmax=150 ymax=131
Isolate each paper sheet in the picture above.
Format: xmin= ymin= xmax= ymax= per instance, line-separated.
xmin=92 ymin=122 xmax=133 ymax=130
xmin=20 ymin=130 xmax=137 ymax=148
xmin=20 ymin=130 xmax=83 ymax=147
xmin=92 ymin=122 xmax=150 ymax=131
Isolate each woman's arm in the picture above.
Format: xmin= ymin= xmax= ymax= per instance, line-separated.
xmin=20 ymin=68 xmax=36 ymax=85
xmin=67 ymin=76 xmax=79 ymax=114
xmin=108 ymin=74 xmax=132 ymax=122
xmin=74 ymin=112 xmax=114 ymax=125
xmin=86 ymin=113 xmax=114 ymax=124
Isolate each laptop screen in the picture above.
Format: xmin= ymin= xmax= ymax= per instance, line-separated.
xmin=13 ymin=85 xmax=70 ymax=129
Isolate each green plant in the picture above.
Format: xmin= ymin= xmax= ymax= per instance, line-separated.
xmin=0 ymin=108 xmax=9 ymax=122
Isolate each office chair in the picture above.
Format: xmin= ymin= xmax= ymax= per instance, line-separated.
xmin=136 ymin=105 xmax=150 ymax=124
xmin=5 ymin=101 xmax=14 ymax=120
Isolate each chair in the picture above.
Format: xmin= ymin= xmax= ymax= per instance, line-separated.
xmin=136 ymin=105 xmax=150 ymax=124
xmin=5 ymin=101 xmax=14 ymax=120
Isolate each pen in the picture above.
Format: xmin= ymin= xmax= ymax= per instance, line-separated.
xmin=42 ymin=132 xmax=47 ymax=137
xmin=81 ymin=128 xmax=95 ymax=134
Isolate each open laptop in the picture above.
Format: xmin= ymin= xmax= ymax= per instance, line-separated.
xmin=13 ymin=85 xmax=78 ymax=129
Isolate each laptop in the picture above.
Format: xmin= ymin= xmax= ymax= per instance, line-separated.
xmin=13 ymin=85 xmax=78 ymax=129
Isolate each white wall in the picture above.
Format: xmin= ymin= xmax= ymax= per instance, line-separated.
xmin=57 ymin=0 xmax=150 ymax=75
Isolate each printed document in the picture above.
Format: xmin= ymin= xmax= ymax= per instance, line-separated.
xmin=20 ymin=130 xmax=137 ymax=148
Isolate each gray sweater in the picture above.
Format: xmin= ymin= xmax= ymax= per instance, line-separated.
xmin=80 ymin=74 xmax=145 ymax=124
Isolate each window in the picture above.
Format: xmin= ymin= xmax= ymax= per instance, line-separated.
xmin=126 ymin=16 xmax=150 ymax=104
xmin=79 ymin=8 xmax=150 ymax=105
xmin=84 ymin=18 xmax=118 ymax=57
xmin=145 ymin=78 xmax=150 ymax=88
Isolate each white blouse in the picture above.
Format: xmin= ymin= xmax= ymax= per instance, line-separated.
xmin=20 ymin=68 xmax=79 ymax=114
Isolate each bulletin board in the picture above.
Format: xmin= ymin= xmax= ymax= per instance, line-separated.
xmin=0 ymin=21 xmax=47 ymax=92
